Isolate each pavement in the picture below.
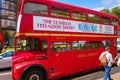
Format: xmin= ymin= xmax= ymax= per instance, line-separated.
xmin=95 ymin=52 xmax=120 ymax=80
xmin=97 ymin=72 xmax=120 ymax=80
xmin=71 ymin=66 xmax=120 ymax=80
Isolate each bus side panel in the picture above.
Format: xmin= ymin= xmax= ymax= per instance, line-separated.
xmin=12 ymin=60 xmax=49 ymax=80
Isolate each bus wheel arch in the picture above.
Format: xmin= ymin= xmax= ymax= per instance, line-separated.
xmin=20 ymin=64 xmax=47 ymax=80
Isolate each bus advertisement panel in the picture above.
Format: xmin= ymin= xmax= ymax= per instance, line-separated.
xmin=33 ymin=16 xmax=114 ymax=34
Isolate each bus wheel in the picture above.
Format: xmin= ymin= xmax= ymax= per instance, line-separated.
xmin=22 ymin=68 xmax=46 ymax=80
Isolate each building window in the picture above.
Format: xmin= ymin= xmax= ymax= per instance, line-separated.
xmin=1 ymin=19 xmax=16 ymax=28
xmin=1 ymin=10 xmax=16 ymax=20
xmin=23 ymin=2 xmax=48 ymax=15
xmin=1 ymin=1 xmax=16 ymax=11
xmin=0 ymin=0 xmax=16 ymax=29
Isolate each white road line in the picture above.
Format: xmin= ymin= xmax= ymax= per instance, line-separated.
xmin=0 ymin=72 xmax=11 ymax=76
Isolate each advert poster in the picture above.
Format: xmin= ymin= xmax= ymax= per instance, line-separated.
xmin=33 ymin=16 xmax=114 ymax=34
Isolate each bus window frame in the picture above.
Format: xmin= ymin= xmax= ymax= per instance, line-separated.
xmin=72 ymin=40 xmax=87 ymax=51
xmin=50 ymin=5 xmax=70 ymax=19
xmin=22 ymin=2 xmax=49 ymax=16
xmin=111 ymin=18 xmax=119 ymax=26
xmin=15 ymin=37 xmax=48 ymax=52
xmin=87 ymin=13 xmax=100 ymax=23
xmin=102 ymin=40 xmax=111 ymax=48
xmin=51 ymin=41 xmax=71 ymax=53
xmin=71 ymin=10 xmax=87 ymax=21
xmin=101 ymin=17 xmax=111 ymax=25
xmin=88 ymin=41 xmax=101 ymax=49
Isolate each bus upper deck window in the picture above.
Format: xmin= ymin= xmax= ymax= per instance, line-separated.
xmin=101 ymin=17 xmax=110 ymax=25
xmin=50 ymin=6 xmax=70 ymax=18
xmin=72 ymin=10 xmax=86 ymax=20
xmin=88 ymin=14 xmax=99 ymax=22
xmin=23 ymin=2 xmax=48 ymax=15
xmin=111 ymin=18 xmax=119 ymax=25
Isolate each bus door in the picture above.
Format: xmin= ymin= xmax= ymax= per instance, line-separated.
xmin=49 ymin=41 xmax=71 ymax=78
xmin=117 ymin=38 xmax=120 ymax=53
xmin=87 ymin=41 xmax=101 ymax=69
xmin=72 ymin=40 xmax=89 ymax=72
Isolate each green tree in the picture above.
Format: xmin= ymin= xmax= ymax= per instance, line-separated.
xmin=111 ymin=6 xmax=120 ymax=18
xmin=100 ymin=8 xmax=110 ymax=13
xmin=2 ymin=30 xmax=9 ymax=41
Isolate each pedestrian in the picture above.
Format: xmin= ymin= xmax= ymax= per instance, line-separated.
xmin=99 ymin=46 xmax=114 ymax=80
xmin=114 ymin=56 xmax=120 ymax=67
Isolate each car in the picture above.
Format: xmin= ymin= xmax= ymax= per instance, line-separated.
xmin=117 ymin=38 xmax=120 ymax=52
xmin=117 ymin=44 xmax=120 ymax=52
xmin=0 ymin=50 xmax=14 ymax=69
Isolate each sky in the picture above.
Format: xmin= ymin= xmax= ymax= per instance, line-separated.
xmin=56 ymin=0 xmax=120 ymax=11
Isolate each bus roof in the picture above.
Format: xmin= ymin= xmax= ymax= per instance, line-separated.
xmin=21 ymin=0 xmax=119 ymax=19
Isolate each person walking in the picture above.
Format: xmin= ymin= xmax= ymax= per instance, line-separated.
xmin=99 ymin=46 xmax=114 ymax=80
xmin=114 ymin=56 xmax=120 ymax=67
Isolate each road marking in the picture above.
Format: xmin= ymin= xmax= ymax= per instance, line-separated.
xmin=71 ymin=71 xmax=103 ymax=80
xmin=0 ymin=72 xmax=11 ymax=76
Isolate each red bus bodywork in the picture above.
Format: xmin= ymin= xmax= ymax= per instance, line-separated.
xmin=12 ymin=0 xmax=120 ymax=80
xmin=0 ymin=31 xmax=4 ymax=53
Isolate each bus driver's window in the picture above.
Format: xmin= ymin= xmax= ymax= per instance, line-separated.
xmin=16 ymin=38 xmax=39 ymax=51
xmin=22 ymin=39 xmax=27 ymax=50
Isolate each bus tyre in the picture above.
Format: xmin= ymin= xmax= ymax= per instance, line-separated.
xmin=22 ymin=68 xmax=46 ymax=80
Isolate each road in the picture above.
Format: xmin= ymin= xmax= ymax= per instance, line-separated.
xmin=0 ymin=66 xmax=120 ymax=80
xmin=1 ymin=53 xmax=120 ymax=80
xmin=0 ymin=69 xmax=11 ymax=80
xmin=70 ymin=66 xmax=120 ymax=80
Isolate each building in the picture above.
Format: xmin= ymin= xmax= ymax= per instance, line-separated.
xmin=0 ymin=0 xmax=16 ymax=46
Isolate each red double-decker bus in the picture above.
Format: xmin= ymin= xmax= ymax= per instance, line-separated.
xmin=12 ymin=0 xmax=120 ymax=80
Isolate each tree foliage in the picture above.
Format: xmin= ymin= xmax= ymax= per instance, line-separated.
xmin=111 ymin=6 xmax=120 ymax=18
xmin=100 ymin=8 xmax=110 ymax=13
xmin=100 ymin=6 xmax=120 ymax=18
xmin=2 ymin=30 xmax=9 ymax=41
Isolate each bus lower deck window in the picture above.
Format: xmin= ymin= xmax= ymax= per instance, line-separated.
xmin=72 ymin=41 xmax=87 ymax=50
xmin=51 ymin=42 xmax=70 ymax=52
xmin=16 ymin=38 xmax=39 ymax=51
